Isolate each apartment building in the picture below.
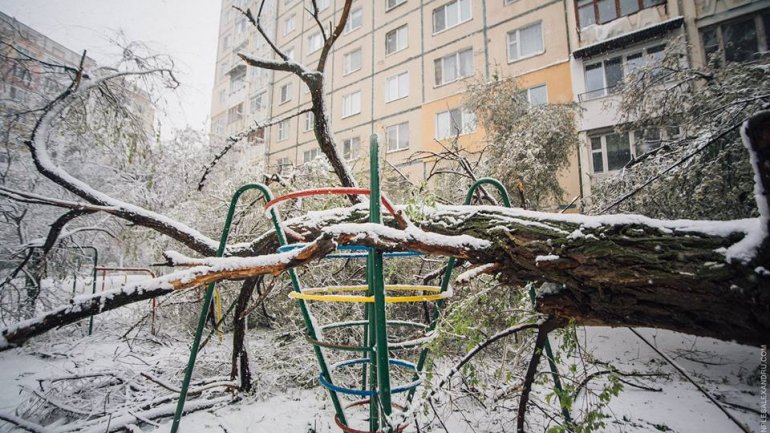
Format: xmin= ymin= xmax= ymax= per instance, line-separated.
xmin=211 ymin=0 xmax=581 ymax=209
xmin=568 ymin=0 xmax=770 ymax=196
xmin=210 ymin=0 xmax=277 ymax=163
xmin=0 ymin=11 xmax=155 ymax=133
xmin=211 ymin=0 xmax=768 ymax=208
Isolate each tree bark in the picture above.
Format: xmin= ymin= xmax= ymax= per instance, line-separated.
xmin=231 ymin=277 xmax=258 ymax=392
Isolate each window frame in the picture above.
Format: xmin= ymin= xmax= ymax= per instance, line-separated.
xmin=343 ymin=48 xmax=363 ymax=75
xmin=345 ymin=7 xmax=363 ymax=33
xmin=580 ymin=42 xmax=666 ymax=101
xmin=385 ymin=71 xmax=410 ymax=102
xmin=279 ymin=82 xmax=293 ymax=104
xmin=341 ymin=90 xmax=362 ymax=118
xmin=700 ymin=13 xmax=769 ymax=64
xmin=434 ymin=107 xmax=476 ymax=139
xmin=576 ymin=0 xmax=666 ymax=29
xmin=385 ymin=24 xmax=409 ymax=55
xmin=432 ymin=0 xmax=472 ymax=34
xmin=303 ymin=148 xmax=322 ymax=163
xmin=303 ymin=111 xmax=315 ymax=131
xmin=343 ymin=136 xmax=360 ymax=160
xmin=307 ymin=31 xmax=323 ymax=53
xmin=434 ymin=47 xmax=474 ymax=86
xmin=386 ymin=0 xmax=407 ymax=11
xmin=526 ymin=84 xmax=548 ymax=105
xmin=386 ymin=122 xmax=410 ymax=152
xmin=284 ymin=14 xmax=296 ymax=35
xmin=507 ymin=21 xmax=545 ymax=63
xmin=589 ymin=127 xmax=679 ymax=173
xmin=277 ymin=119 xmax=290 ymax=141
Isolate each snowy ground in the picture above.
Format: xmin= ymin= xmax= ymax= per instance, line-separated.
xmin=0 ymin=277 xmax=765 ymax=432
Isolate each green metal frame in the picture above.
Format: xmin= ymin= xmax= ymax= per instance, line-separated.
xmin=171 ymin=183 xmax=347 ymax=432
xmin=407 ymin=178 xmax=571 ymax=425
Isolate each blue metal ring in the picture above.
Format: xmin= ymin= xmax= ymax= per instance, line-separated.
xmin=277 ymin=244 xmax=422 ymax=258
xmin=318 ymin=358 xmax=421 ymax=396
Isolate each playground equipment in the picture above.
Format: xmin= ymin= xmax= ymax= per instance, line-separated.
xmin=171 ymin=135 xmax=568 ymax=432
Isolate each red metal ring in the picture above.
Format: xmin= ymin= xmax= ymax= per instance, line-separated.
xmin=264 ymin=188 xmax=400 ymax=219
xmin=334 ymin=399 xmax=409 ymax=433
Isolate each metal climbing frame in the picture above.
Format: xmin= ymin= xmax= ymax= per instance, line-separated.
xmin=171 ymin=135 xmax=445 ymax=433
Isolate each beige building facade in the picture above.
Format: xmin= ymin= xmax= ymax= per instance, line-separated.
xmin=211 ymin=0 xmax=580 ymax=209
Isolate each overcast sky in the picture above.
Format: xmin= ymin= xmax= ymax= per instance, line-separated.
xmin=0 ymin=0 xmax=221 ymax=133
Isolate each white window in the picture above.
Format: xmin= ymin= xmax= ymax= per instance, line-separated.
xmin=227 ymin=103 xmax=243 ymax=124
xmin=343 ymin=49 xmax=362 ymax=74
xmin=434 ymin=48 xmax=474 ymax=86
xmin=387 ymin=0 xmax=407 ymax=10
xmin=229 ymin=67 xmax=246 ymax=93
xmin=316 ymin=0 xmax=330 ymax=10
xmin=250 ymin=92 xmax=266 ymax=113
xmin=435 ymin=108 xmax=476 ymax=139
xmin=219 ymin=89 xmax=226 ymax=103
xmin=345 ymin=8 xmax=363 ymax=33
xmin=342 ymin=91 xmax=362 ymax=117
xmin=303 ymin=148 xmax=322 ymax=163
xmin=526 ymin=84 xmax=547 ymax=105
xmin=343 ymin=137 xmax=360 ymax=160
xmin=276 ymin=157 xmax=291 ymax=173
xmin=307 ymin=32 xmax=323 ymax=53
xmin=236 ymin=17 xmax=247 ymax=33
xmin=284 ymin=14 xmax=296 ymax=35
xmin=507 ymin=22 xmax=544 ymax=62
xmin=280 ymin=83 xmax=293 ymax=103
xmin=385 ymin=71 xmax=409 ymax=102
xmin=589 ymin=132 xmax=630 ymax=173
xmin=582 ymin=44 xmax=665 ymax=100
xmin=285 ymin=47 xmax=295 ymax=60
xmin=303 ymin=111 xmax=315 ymax=131
xmin=278 ymin=119 xmax=289 ymax=141
xmin=386 ymin=122 xmax=410 ymax=151
xmin=433 ymin=0 xmax=472 ymax=33
xmin=385 ymin=25 xmax=408 ymax=55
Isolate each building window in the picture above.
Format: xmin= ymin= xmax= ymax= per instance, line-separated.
xmin=284 ymin=14 xmax=296 ymax=35
xmin=386 ymin=122 xmax=410 ymax=151
xmin=277 ymin=120 xmax=289 ymax=141
xmin=250 ymin=92 xmax=265 ymax=113
xmin=577 ymin=0 xmax=665 ymax=28
xmin=590 ymin=132 xmax=631 ymax=173
xmin=303 ymin=148 xmax=322 ymax=163
xmin=343 ymin=137 xmax=360 ymax=160
xmin=387 ymin=0 xmax=407 ymax=10
xmin=342 ymin=91 xmax=362 ymax=117
xmin=385 ymin=25 xmax=408 ymax=55
xmin=702 ymin=14 xmax=770 ymax=64
xmin=507 ymin=22 xmax=544 ymax=62
xmin=581 ymin=44 xmax=665 ymax=100
xmin=317 ymin=0 xmax=330 ymax=10
xmin=345 ymin=8 xmax=363 ymax=33
xmin=589 ymin=127 xmax=679 ymax=173
xmin=434 ymin=48 xmax=474 ymax=86
xmin=526 ymin=84 xmax=548 ymax=105
xmin=280 ymin=82 xmax=293 ymax=103
xmin=343 ymin=48 xmax=362 ymax=75
xmin=227 ymin=103 xmax=243 ymax=124
xmin=219 ymin=89 xmax=226 ymax=104
xmin=385 ymin=71 xmax=409 ymax=102
xmin=303 ymin=111 xmax=315 ymax=131
xmin=307 ymin=32 xmax=323 ymax=53
xmin=229 ymin=67 xmax=246 ymax=93
xmin=285 ymin=47 xmax=295 ymax=60
xmin=236 ymin=17 xmax=247 ymax=33
xmin=433 ymin=0 xmax=472 ymax=33
xmin=276 ymin=157 xmax=291 ymax=173
xmin=435 ymin=108 xmax=476 ymax=139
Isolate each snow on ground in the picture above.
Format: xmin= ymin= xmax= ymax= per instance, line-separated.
xmin=0 ymin=276 xmax=764 ymax=433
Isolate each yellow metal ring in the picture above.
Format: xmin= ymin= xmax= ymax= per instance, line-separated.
xmin=288 ymin=285 xmax=450 ymax=303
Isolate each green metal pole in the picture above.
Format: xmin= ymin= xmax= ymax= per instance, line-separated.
xmin=369 ymin=134 xmax=393 ymax=432
xmin=171 ymin=183 xmax=347 ymax=433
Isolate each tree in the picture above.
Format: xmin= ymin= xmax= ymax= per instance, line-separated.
xmin=464 ymin=74 xmax=578 ymax=209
